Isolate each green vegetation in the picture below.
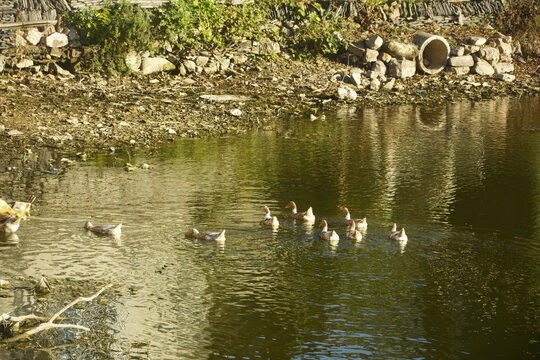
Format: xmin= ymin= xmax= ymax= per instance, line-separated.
xmin=64 ymin=0 xmax=351 ymax=74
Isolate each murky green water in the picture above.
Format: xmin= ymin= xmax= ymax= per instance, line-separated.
xmin=1 ymin=97 xmax=539 ymax=359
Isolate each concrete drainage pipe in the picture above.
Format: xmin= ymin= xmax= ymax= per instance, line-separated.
xmin=414 ymin=32 xmax=450 ymax=75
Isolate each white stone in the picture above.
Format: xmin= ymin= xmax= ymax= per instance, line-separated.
xmin=450 ymin=66 xmax=470 ymax=76
xmin=498 ymin=42 xmax=513 ymax=57
xmin=379 ymin=52 xmax=392 ymax=63
xmin=16 ymin=59 xmax=34 ymax=69
xmin=366 ymin=34 xmax=383 ymax=50
xmin=450 ymin=46 xmax=465 ymax=57
xmin=8 ymin=129 xmax=23 ymax=136
xmin=183 ymin=60 xmax=196 ymax=73
xmin=125 ymin=51 xmax=141 ymax=72
xmin=382 ymin=78 xmax=395 ymax=91
xmin=258 ymin=38 xmax=280 ymax=55
xmin=140 ymin=57 xmax=175 ymax=75
xmin=364 ymin=49 xmax=379 ymax=63
xmin=473 ymin=58 xmax=495 ymax=76
xmin=448 ymin=55 xmax=474 ymax=67
xmin=479 ymin=46 xmax=500 ymax=63
xmin=387 ymin=59 xmax=416 ymax=79
xmin=496 ymin=73 xmax=515 ymax=82
xmin=493 ymin=62 xmax=514 ymax=74
xmin=46 ymin=33 xmax=68 ymax=48
xmin=468 ymin=36 xmax=486 ymax=46
xmin=370 ymin=78 xmax=381 ymax=91
xmin=26 ymin=28 xmax=42 ymax=46
xmin=350 ymin=68 xmax=363 ymax=87
xmin=230 ymin=109 xmax=242 ymax=116
xmin=337 ymin=85 xmax=357 ymax=101
xmin=371 ymin=60 xmax=386 ymax=76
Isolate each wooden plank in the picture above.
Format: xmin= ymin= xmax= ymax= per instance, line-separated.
xmin=0 ymin=19 xmax=57 ymax=29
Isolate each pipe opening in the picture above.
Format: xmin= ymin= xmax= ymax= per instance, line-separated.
xmin=414 ymin=33 xmax=450 ymax=75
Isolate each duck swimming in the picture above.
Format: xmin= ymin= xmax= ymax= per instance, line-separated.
xmin=346 ymin=220 xmax=363 ymax=241
xmin=84 ymin=221 xmax=122 ymax=236
xmin=319 ymin=220 xmax=339 ymax=244
xmin=286 ymin=201 xmax=315 ymax=223
xmin=185 ymin=229 xmax=226 ymax=242
xmin=260 ymin=206 xmax=279 ymax=228
xmin=389 ymin=223 xmax=408 ymax=242
xmin=0 ymin=215 xmax=21 ymax=234
xmin=339 ymin=206 xmax=367 ymax=231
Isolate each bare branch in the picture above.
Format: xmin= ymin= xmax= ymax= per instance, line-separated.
xmin=1 ymin=283 xmax=112 ymax=343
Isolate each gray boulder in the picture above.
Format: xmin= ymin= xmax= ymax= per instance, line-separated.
xmin=183 ymin=60 xmax=196 ymax=73
xmin=125 ymin=51 xmax=141 ymax=72
xmin=448 ymin=55 xmax=474 ymax=67
xmin=26 ymin=28 xmax=42 ymax=46
xmin=46 ymin=33 xmax=68 ymax=48
xmin=140 ymin=57 xmax=176 ymax=75
xmin=371 ymin=60 xmax=386 ymax=76
xmin=479 ymin=47 xmax=500 ymax=63
xmin=350 ymin=68 xmax=363 ymax=87
xmin=450 ymin=66 xmax=470 ymax=76
xmin=259 ymin=38 xmax=280 ymax=55
xmin=473 ymin=58 xmax=495 ymax=76
xmin=467 ymin=36 xmax=486 ymax=46
xmin=493 ymin=62 xmax=514 ymax=74
xmin=366 ymin=35 xmax=383 ymax=50
xmin=364 ymin=49 xmax=379 ymax=63
xmin=337 ymin=85 xmax=357 ymax=101
xmin=387 ymin=59 xmax=416 ymax=78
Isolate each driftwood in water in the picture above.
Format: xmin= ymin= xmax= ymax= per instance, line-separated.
xmin=0 ymin=283 xmax=112 ymax=343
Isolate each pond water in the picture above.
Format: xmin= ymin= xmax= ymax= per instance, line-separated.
xmin=1 ymin=96 xmax=539 ymax=359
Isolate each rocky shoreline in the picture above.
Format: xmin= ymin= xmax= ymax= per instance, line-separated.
xmin=0 ymin=21 xmax=539 ymax=172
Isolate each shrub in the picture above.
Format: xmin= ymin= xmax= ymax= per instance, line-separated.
xmin=496 ymin=0 xmax=539 ymax=57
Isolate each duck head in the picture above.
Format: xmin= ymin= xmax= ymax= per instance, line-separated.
xmin=339 ymin=206 xmax=351 ymax=219
xmin=262 ymin=206 xmax=271 ymax=219
xmin=285 ymin=201 xmax=297 ymax=213
xmin=185 ymin=228 xmax=199 ymax=237
xmin=319 ymin=220 xmax=328 ymax=231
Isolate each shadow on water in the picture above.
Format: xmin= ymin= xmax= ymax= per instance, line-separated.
xmin=0 ymin=96 xmax=539 ymax=359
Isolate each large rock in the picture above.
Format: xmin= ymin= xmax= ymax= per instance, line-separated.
xmin=449 ymin=66 xmax=470 ymax=76
xmin=183 ymin=59 xmax=196 ymax=73
xmin=349 ymin=68 xmax=363 ymax=87
xmin=370 ymin=78 xmax=381 ymax=91
xmin=258 ymin=38 xmax=280 ymax=55
xmin=450 ymin=46 xmax=465 ymax=57
xmin=473 ymin=58 xmax=495 ymax=76
xmin=195 ymin=56 xmax=209 ymax=67
xmin=26 ymin=28 xmax=42 ymax=46
xmin=498 ymin=42 xmax=513 ymax=57
xmin=383 ymin=41 xmax=419 ymax=60
xmin=46 ymin=33 xmax=68 ymax=48
xmin=467 ymin=36 xmax=486 ymax=46
xmin=364 ymin=49 xmax=379 ymax=63
xmin=16 ymin=59 xmax=33 ymax=69
xmin=479 ymin=46 xmax=500 ymax=63
xmin=463 ymin=45 xmax=480 ymax=54
xmin=366 ymin=34 xmax=383 ymax=50
xmin=348 ymin=41 xmax=366 ymax=57
xmin=387 ymin=59 xmax=416 ymax=79
xmin=448 ymin=55 xmax=474 ymax=67
xmin=493 ymin=62 xmax=514 ymax=74
xmin=337 ymin=85 xmax=357 ymax=101
xmin=140 ymin=57 xmax=175 ymax=75
xmin=496 ymin=73 xmax=515 ymax=82
xmin=371 ymin=60 xmax=386 ymax=76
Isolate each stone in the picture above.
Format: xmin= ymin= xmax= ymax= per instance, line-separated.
xmin=140 ymin=57 xmax=175 ymax=75
xmin=195 ymin=56 xmax=209 ymax=67
xmin=473 ymin=58 xmax=495 ymax=76
xmin=26 ymin=28 xmax=42 ymax=45
xmin=387 ymin=59 xmax=416 ymax=79
xmin=366 ymin=34 xmax=383 ymax=50
xmin=382 ymin=78 xmax=395 ymax=91
xmin=0 ymin=55 xmax=5 ymax=73
xmin=457 ymin=13 xmax=465 ymax=26
xmin=364 ymin=49 xmax=379 ymax=63
xmin=259 ymin=38 xmax=280 ymax=55
xmin=450 ymin=46 xmax=465 ymax=57
xmin=350 ymin=68 xmax=363 ymax=87
xmin=479 ymin=46 xmax=500 ymax=63
xmin=348 ymin=41 xmax=366 ymax=57
xmin=450 ymin=66 xmax=470 ymax=75
xmin=46 ymin=33 xmax=68 ymax=48
xmin=371 ymin=60 xmax=386 ymax=76
xmin=230 ymin=109 xmax=242 ymax=116
xmin=493 ymin=62 xmax=514 ymax=74
xmin=370 ymin=78 xmax=381 ymax=91
xmin=67 ymin=28 xmax=79 ymax=42
xmin=500 ymin=54 xmax=512 ymax=63
xmin=15 ymin=33 xmax=27 ymax=47
xmin=50 ymin=47 xmax=63 ymax=58
xmin=448 ymin=55 xmax=474 ymax=67
xmin=463 ymin=45 xmax=480 ymax=54
xmin=16 ymin=59 xmax=34 ymax=69
xmin=218 ymin=57 xmax=230 ymax=70
xmin=383 ymin=41 xmax=419 ymax=60
xmin=0 ymin=124 xmax=4 ymax=132
xmin=378 ymin=52 xmax=392 ymax=63
xmin=203 ymin=62 xmax=219 ymax=74
xmin=125 ymin=51 xmax=141 ymax=72
xmin=51 ymin=63 xmax=72 ymax=77
xmin=8 ymin=129 xmax=23 ymax=136
xmin=337 ymin=85 xmax=357 ymax=101
xmin=183 ymin=60 xmax=196 ymax=73
xmin=496 ymin=73 xmax=515 ymax=82
xmin=233 ymin=54 xmax=248 ymax=64
xmin=178 ymin=63 xmax=187 ymax=76
xmin=467 ymin=36 xmax=486 ymax=46
xmin=498 ymin=42 xmax=513 ymax=57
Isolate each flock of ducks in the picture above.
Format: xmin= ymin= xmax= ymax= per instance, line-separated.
xmin=184 ymin=200 xmax=408 ymax=247
xmin=1 ymin=199 xmax=408 ymax=249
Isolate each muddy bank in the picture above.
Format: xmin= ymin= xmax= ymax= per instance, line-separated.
xmin=0 ymin=48 xmax=539 ymax=173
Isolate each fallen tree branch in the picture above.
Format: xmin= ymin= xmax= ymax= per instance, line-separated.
xmin=1 ymin=283 xmax=113 ymax=343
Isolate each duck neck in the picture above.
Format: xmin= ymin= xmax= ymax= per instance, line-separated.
xmin=345 ymin=212 xmax=351 ymax=220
